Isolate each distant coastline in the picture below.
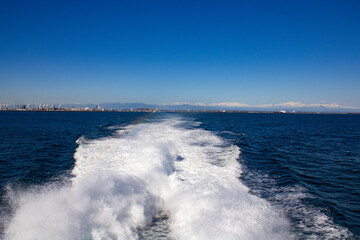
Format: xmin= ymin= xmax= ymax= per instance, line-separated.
xmin=1 ymin=108 xmax=358 ymax=114
xmin=1 ymin=102 xmax=359 ymax=114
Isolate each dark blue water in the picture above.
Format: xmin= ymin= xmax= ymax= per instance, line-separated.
xmin=0 ymin=112 xmax=149 ymax=187
xmin=190 ymin=113 xmax=360 ymax=239
xmin=0 ymin=111 xmax=359 ymax=239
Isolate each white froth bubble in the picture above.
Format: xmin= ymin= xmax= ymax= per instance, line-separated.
xmin=5 ymin=116 xmax=292 ymax=240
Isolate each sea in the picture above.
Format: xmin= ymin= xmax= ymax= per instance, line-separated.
xmin=0 ymin=111 xmax=359 ymax=240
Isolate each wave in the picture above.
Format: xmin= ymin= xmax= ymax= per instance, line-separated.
xmin=241 ymin=169 xmax=354 ymax=239
xmin=4 ymin=116 xmax=291 ymax=240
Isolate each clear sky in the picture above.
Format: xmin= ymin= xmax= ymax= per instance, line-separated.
xmin=1 ymin=0 xmax=359 ymax=107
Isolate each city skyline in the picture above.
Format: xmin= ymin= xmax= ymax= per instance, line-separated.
xmin=1 ymin=0 xmax=359 ymax=108
xmin=1 ymin=100 xmax=359 ymax=113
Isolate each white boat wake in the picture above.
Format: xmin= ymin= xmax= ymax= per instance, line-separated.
xmin=5 ymin=116 xmax=291 ymax=240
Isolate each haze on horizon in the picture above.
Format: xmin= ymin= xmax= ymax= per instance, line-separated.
xmin=0 ymin=0 xmax=359 ymax=109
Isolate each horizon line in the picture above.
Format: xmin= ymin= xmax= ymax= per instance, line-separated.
xmin=1 ymin=101 xmax=359 ymax=110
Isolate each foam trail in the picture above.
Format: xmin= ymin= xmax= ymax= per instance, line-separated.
xmin=5 ymin=116 xmax=292 ymax=240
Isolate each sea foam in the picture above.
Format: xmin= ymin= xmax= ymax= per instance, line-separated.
xmin=5 ymin=116 xmax=291 ymax=240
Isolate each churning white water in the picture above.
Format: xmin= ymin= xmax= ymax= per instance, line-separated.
xmin=4 ymin=116 xmax=292 ymax=240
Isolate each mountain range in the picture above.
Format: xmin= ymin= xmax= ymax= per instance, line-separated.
xmin=58 ymin=102 xmax=360 ymax=113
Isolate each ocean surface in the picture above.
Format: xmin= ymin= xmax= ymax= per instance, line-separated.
xmin=0 ymin=111 xmax=359 ymax=240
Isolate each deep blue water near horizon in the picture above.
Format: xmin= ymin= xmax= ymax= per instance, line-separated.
xmin=0 ymin=111 xmax=359 ymax=239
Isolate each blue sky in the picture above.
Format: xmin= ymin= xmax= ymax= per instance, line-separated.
xmin=1 ymin=0 xmax=359 ymax=108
